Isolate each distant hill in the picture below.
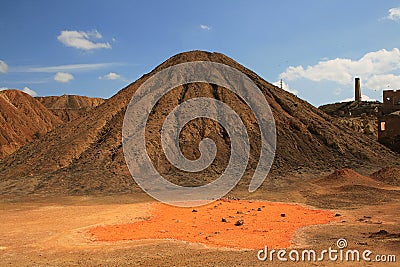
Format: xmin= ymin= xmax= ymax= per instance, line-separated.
xmin=0 ymin=91 xmax=105 ymax=160
xmin=0 ymin=51 xmax=399 ymax=196
xmin=319 ymin=101 xmax=400 ymax=153
xmin=319 ymin=101 xmax=381 ymax=117
xmin=319 ymin=101 xmax=381 ymax=138
xmin=36 ymin=95 xmax=104 ymax=122
xmin=0 ymin=90 xmax=63 ymax=159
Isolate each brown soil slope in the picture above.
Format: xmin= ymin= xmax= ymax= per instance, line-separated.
xmin=0 ymin=51 xmax=399 ymax=195
xmin=37 ymin=95 xmax=104 ymax=122
xmin=371 ymin=167 xmax=400 ymax=186
xmin=0 ymin=90 xmax=63 ymax=159
xmin=314 ymin=168 xmax=390 ymax=188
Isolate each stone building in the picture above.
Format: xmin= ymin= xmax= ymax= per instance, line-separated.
xmin=382 ymin=90 xmax=400 ymax=115
xmin=379 ymin=90 xmax=400 ymax=153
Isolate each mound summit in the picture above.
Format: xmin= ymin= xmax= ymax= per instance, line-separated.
xmin=0 ymin=51 xmax=399 ymax=195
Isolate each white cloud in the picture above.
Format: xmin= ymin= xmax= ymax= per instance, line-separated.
xmin=57 ymin=30 xmax=111 ymax=50
xmin=340 ymin=94 xmax=377 ymax=103
xmin=0 ymin=86 xmax=37 ymax=96
xmin=387 ymin=7 xmax=400 ymax=21
xmin=0 ymin=60 xmax=8 ymax=73
xmin=273 ymin=80 xmax=298 ymax=95
xmin=279 ymin=48 xmax=400 ymax=91
xmin=99 ymin=72 xmax=128 ymax=82
xmin=22 ymin=87 xmax=38 ymax=97
xmin=200 ymin=24 xmax=211 ymax=30
xmin=1 ymin=79 xmax=50 ymax=84
xmin=54 ymin=72 xmax=74 ymax=83
xmin=12 ymin=63 xmax=116 ymax=73
xmin=99 ymin=72 xmax=120 ymax=80
xmin=364 ymin=74 xmax=400 ymax=91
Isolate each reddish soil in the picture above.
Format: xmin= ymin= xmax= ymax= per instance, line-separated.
xmin=89 ymin=199 xmax=335 ymax=249
xmin=0 ymin=192 xmax=398 ymax=266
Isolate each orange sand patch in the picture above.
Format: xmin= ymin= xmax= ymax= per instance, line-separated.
xmin=89 ymin=200 xmax=335 ymax=249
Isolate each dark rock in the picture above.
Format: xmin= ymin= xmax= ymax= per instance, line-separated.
xmin=234 ymin=219 xmax=244 ymax=226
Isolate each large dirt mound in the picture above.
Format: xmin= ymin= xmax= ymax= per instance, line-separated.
xmin=0 ymin=51 xmax=399 ymax=195
xmin=0 ymin=90 xmax=63 ymax=159
xmin=371 ymin=167 xmax=400 ymax=186
xmin=37 ymin=95 xmax=104 ymax=122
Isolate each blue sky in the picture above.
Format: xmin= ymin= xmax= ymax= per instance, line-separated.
xmin=1 ymin=1 xmax=400 ymax=106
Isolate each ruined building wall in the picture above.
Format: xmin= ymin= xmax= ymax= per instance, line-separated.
xmin=379 ymin=90 xmax=400 ymax=153
xmin=378 ymin=113 xmax=400 ymax=153
xmin=382 ymin=90 xmax=400 ymax=115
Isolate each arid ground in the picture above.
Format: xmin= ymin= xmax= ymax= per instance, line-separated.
xmin=1 ymin=170 xmax=399 ymax=267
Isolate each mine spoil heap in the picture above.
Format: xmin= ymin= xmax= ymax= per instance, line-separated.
xmin=0 ymin=51 xmax=399 ymax=195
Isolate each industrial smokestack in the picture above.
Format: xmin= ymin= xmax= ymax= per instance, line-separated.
xmin=355 ymin=77 xmax=361 ymax=102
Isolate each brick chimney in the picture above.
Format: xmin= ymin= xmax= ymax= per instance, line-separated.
xmin=355 ymin=77 xmax=361 ymax=102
